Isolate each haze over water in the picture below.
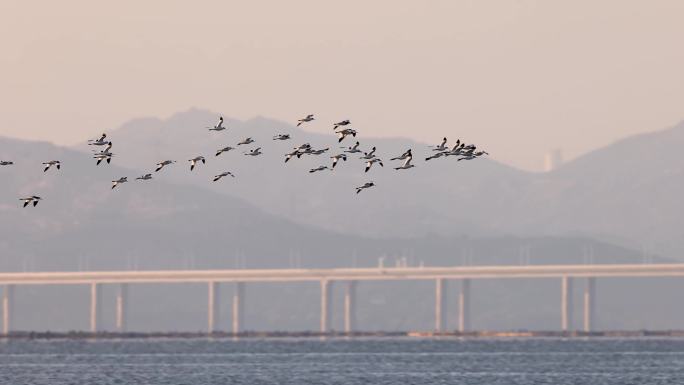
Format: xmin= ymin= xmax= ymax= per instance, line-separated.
xmin=1 ymin=338 xmax=682 ymax=384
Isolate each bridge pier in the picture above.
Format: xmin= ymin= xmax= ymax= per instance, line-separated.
xmin=90 ymin=283 xmax=102 ymax=332
xmin=2 ymin=285 xmax=14 ymax=334
xmin=116 ymin=283 xmax=128 ymax=332
xmin=561 ymin=276 xmax=573 ymax=331
xmin=458 ymin=279 xmax=471 ymax=332
xmin=320 ymin=280 xmax=333 ymax=333
xmin=435 ymin=278 xmax=447 ymax=331
xmin=208 ymin=281 xmax=220 ymax=333
xmin=232 ymin=282 xmax=245 ymax=334
xmin=583 ymin=277 xmax=596 ymax=332
xmin=344 ymin=281 xmax=357 ymax=333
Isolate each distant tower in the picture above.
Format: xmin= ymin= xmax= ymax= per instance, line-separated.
xmin=544 ymin=149 xmax=563 ymax=172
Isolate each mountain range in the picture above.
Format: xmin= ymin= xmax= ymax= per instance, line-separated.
xmin=0 ymin=110 xmax=682 ymax=331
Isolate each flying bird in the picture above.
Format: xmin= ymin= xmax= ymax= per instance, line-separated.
xmin=425 ymin=152 xmax=446 ymax=161
xmin=306 ymin=147 xmax=329 ymax=155
xmin=343 ymin=141 xmax=361 ymax=154
xmin=309 ymin=165 xmax=330 ymax=173
xmin=189 ymin=156 xmax=206 ymax=171
xmin=155 ymin=160 xmax=176 ymax=172
xmin=432 ymin=137 xmax=449 ymax=151
xmin=215 ymin=146 xmax=235 ymax=156
xmin=245 ymin=147 xmax=262 ymax=156
xmin=42 ymin=160 xmax=61 ymax=172
xmin=88 ymin=133 xmax=108 ymax=146
xmin=0 ymin=161 xmax=13 ymax=166
xmin=355 ymin=182 xmax=375 ymax=194
xmin=208 ymin=116 xmax=226 ymax=131
xmin=284 ymin=149 xmax=302 ymax=163
xmin=213 ymin=171 xmax=235 ymax=181
xmin=237 ymin=137 xmax=254 ymax=146
xmin=19 ymin=196 xmax=42 ymax=207
xmin=111 ymin=177 xmax=128 ymax=189
xmin=330 ymin=153 xmax=347 ymax=168
xmin=360 ymin=147 xmax=377 ymax=160
xmin=297 ymin=114 xmax=314 ymax=127
xmin=92 ymin=142 xmax=114 ymax=165
xmin=333 ymin=120 xmax=350 ymax=130
xmin=273 ymin=134 xmax=291 ymax=141
xmin=337 ymin=128 xmax=357 ymax=143
xmin=136 ymin=174 xmax=152 ymax=181
xmin=391 ymin=149 xmax=412 ymax=161
xmin=364 ymin=158 xmax=383 ymax=172
xmin=394 ymin=157 xmax=415 ymax=170
xmin=93 ymin=152 xmax=113 ymax=165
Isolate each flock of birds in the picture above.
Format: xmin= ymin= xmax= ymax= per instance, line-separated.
xmin=1 ymin=114 xmax=488 ymax=207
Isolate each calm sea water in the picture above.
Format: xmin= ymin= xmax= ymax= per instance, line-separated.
xmin=0 ymin=338 xmax=682 ymax=384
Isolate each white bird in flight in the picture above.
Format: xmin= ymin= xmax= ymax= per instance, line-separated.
xmin=245 ymin=147 xmax=262 ymax=156
xmin=42 ymin=160 xmax=61 ymax=172
xmin=432 ymin=137 xmax=449 ymax=151
xmin=0 ymin=161 xmax=14 ymax=166
xmin=333 ymin=120 xmax=350 ymax=130
xmin=344 ymin=141 xmax=361 ymax=154
xmin=337 ymin=128 xmax=357 ymax=143
xmin=273 ymin=134 xmax=291 ymax=141
xmin=88 ymin=133 xmax=108 ymax=146
xmin=213 ymin=171 xmax=235 ymax=181
xmin=237 ymin=137 xmax=254 ymax=146
xmin=394 ymin=157 xmax=415 ymax=170
xmin=189 ymin=156 xmax=206 ymax=171
xmin=297 ymin=114 xmax=314 ymax=127
xmin=19 ymin=196 xmax=42 ymax=207
xmin=155 ymin=160 xmax=175 ymax=172
xmin=215 ymin=146 xmax=234 ymax=156
xmin=309 ymin=165 xmax=330 ymax=173
xmin=365 ymin=158 xmax=383 ymax=172
xmin=355 ymin=182 xmax=375 ymax=194
xmin=330 ymin=153 xmax=347 ymax=168
xmin=391 ymin=149 xmax=412 ymax=161
xmin=360 ymin=147 xmax=377 ymax=160
xmin=208 ymin=116 xmax=226 ymax=131
xmin=111 ymin=177 xmax=128 ymax=189
xmin=136 ymin=174 xmax=152 ymax=181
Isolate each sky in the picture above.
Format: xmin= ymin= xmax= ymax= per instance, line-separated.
xmin=0 ymin=0 xmax=682 ymax=171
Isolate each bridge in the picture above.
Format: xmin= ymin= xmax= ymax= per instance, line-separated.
xmin=2 ymin=263 xmax=683 ymax=334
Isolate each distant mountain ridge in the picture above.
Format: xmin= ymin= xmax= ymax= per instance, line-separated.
xmin=78 ymin=109 xmax=684 ymax=258
xmin=2 ymin=133 xmax=684 ymax=331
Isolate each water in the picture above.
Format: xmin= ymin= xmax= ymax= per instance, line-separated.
xmin=0 ymin=338 xmax=682 ymax=384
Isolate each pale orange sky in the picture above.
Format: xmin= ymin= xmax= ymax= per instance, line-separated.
xmin=0 ymin=0 xmax=682 ymax=170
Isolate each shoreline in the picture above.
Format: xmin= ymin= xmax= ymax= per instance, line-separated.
xmin=2 ymin=330 xmax=684 ymax=340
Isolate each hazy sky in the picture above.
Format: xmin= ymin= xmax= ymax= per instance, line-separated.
xmin=1 ymin=0 xmax=682 ymax=170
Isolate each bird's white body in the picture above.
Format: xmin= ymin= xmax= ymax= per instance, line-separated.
xmin=208 ymin=116 xmax=226 ymax=131
xmin=189 ymin=156 xmax=206 ymax=171
xmin=394 ymin=157 xmax=415 ymax=170
xmin=237 ymin=137 xmax=254 ymax=146
xmin=330 ymin=153 xmax=347 ymax=168
xmin=365 ymin=158 xmax=383 ymax=172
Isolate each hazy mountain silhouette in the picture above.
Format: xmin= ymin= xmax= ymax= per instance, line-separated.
xmin=3 ymin=134 xmax=683 ymax=331
xmin=91 ymin=109 xmax=684 ymax=258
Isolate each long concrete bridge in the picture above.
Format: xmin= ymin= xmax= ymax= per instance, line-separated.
xmin=2 ymin=263 xmax=683 ymax=334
